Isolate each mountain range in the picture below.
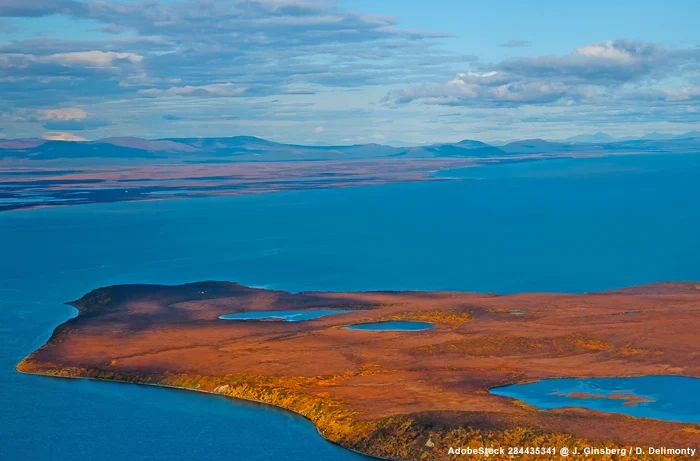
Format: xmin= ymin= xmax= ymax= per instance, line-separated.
xmin=1 ymin=131 xmax=699 ymax=164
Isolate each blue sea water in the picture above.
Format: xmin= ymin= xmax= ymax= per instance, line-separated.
xmin=344 ymin=321 xmax=434 ymax=331
xmin=220 ymin=309 xmax=352 ymax=321
xmin=490 ymin=376 xmax=700 ymax=424
xmin=2 ymin=153 xmax=700 ymax=460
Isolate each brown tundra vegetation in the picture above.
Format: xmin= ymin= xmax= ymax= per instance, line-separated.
xmin=18 ymin=281 xmax=700 ymax=460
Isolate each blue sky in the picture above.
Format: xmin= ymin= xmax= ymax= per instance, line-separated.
xmin=0 ymin=0 xmax=698 ymax=144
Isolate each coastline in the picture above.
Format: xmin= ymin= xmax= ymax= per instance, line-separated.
xmin=14 ymin=366 xmax=388 ymax=461
xmin=16 ymin=281 xmax=700 ymax=460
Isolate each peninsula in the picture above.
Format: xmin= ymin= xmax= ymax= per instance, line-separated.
xmin=18 ymin=282 xmax=700 ymax=460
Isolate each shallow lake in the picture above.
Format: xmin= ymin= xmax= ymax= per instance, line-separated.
xmin=344 ymin=321 xmax=434 ymax=331
xmin=220 ymin=309 xmax=352 ymax=321
xmin=490 ymin=376 xmax=700 ymax=423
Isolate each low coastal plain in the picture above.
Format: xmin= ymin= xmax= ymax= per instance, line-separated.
xmin=18 ymin=281 xmax=700 ymax=460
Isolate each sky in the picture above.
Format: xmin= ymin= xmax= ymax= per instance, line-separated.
xmin=0 ymin=0 xmax=699 ymax=144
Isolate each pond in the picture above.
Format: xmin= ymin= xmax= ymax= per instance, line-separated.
xmin=219 ymin=309 xmax=353 ymax=322
xmin=344 ymin=321 xmax=434 ymax=331
xmin=490 ymin=376 xmax=700 ymax=423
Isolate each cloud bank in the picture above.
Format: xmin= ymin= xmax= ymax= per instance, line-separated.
xmin=1 ymin=1 xmax=698 ymax=141
xmin=385 ymin=40 xmax=700 ymax=108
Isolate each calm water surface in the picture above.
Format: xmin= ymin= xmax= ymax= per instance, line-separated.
xmin=345 ymin=321 xmax=434 ymax=331
xmin=2 ymin=153 xmax=700 ymax=459
xmin=490 ymin=376 xmax=700 ymax=423
xmin=220 ymin=309 xmax=352 ymax=321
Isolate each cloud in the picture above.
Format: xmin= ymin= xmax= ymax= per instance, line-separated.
xmin=21 ymin=107 xmax=112 ymax=130
xmin=500 ymin=40 xmax=529 ymax=48
xmin=42 ymin=131 xmax=87 ymax=141
xmin=654 ymin=87 xmax=700 ymax=102
xmin=283 ymin=88 xmax=316 ymax=95
xmin=94 ymin=25 xmax=130 ymax=35
xmin=0 ymin=0 xmax=84 ymax=17
xmin=162 ymin=114 xmax=183 ymax=121
xmin=37 ymin=108 xmax=87 ymax=121
xmin=497 ymin=40 xmax=672 ymax=84
xmin=41 ymin=119 xmax=111 ymax=130
xmin=0 ymin=0 xmax=453 ymax=110
xmin=0 ymin=51 xmax=143 ymax=76
xmin=384 ymin=40 xmax=700 ymax=108
xmin=2 ymin=2 xmax=697 ymax=141
xmin=43 ymin=51 xmax=143 ymax=67
xmin=314 ymin=126 xmax=324 ymax=133
xmin=614 ymin=86 xmax=700 ymax=104
xmin=138 ymin=83 xmax=249 ymax=98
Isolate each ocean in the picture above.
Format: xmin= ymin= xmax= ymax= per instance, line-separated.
xmin=2 ymin=153 xmax=699 ymax=460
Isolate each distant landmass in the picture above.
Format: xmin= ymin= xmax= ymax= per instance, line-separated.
xmin=2 ymin=131 xmax=700 ymax=212
xmin=2 ymin=131 xmax=699 ymax=164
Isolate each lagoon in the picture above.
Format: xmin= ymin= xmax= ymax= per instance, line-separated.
xmin=490 ymin=376 xmax=700 ymax=423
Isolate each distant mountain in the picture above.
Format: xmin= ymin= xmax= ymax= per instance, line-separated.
xmin=160 ymin=136 xmax=280 ymax=151
xmin=101 ymin=137 xmax=199 ymax=153
xmin=395 ymin=139 xmax=508 ymax=158
xmin=559 ymin=130 xmax=700 ymax=143
xmin=0 ymin=136 xmax=510 ymax=162
xmin=680 ymin=130 xmax=700 ymax=139
xmin=2 ymin=133 xmax=700 ymax=163
xmin=638 ymin=131 xmax=700 ymax=141
xmin=642 ymin=132 xmax=675 ymax=141
xmin=601 ymin=137 xmax=700 ymax=152
xmin=667 ymin=130 xmax=700 ymax=140
xmin=0 ymin=138 xmax=47 ymax=150
xmin=564 ymin=132 xmax=616 ymax=144
xmin=453 ymin=139 xmax=491 ymax=149
xmin=0 ymin=137 xmax=195 ymax=160
xmin=500 ymin=139 xmax=571 ymax=154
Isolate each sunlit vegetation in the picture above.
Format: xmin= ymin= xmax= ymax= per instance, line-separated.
xmin=17 ymin=356 xmax=694 ymax=461
xmin=415 ymin=333 xmax=614 ymax=356
xmin=379 ymin=309 xmax=473 ymax=327
xmin=18 ymin=281 xmax=700 ymax=461
xmin=349 ymin=415 xmax=683 ymax=461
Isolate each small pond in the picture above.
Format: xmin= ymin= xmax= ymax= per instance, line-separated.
xmin=344 ymin=320 xmax=434 ymax=331
xmin=219 ymin=309 xmax=353 ymax=322
xmin=490 ymin=376 xmax=700 ymax=423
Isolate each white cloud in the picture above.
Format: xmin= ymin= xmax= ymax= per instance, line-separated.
xmin=662 ymin=87 xmax=700 ymax=102
xmin=43 ymin=51 xmax=143 ymax=67
xmin=385 ymin=39 xmax=699 ymax=108
xmin=42 ymin=131 xmax=87 ymax=141
xmin=38 ymin=108 xmax=88 ymax=121
xmin=138 ymin=83 xmax=248 ymax=98
xmin=314 ymin=126 xmax=324 ymax=133
xmin=498 ymin=39 xmax=670 ymax=83
xmin=0 ymin=51 xmax=143 ymax=70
